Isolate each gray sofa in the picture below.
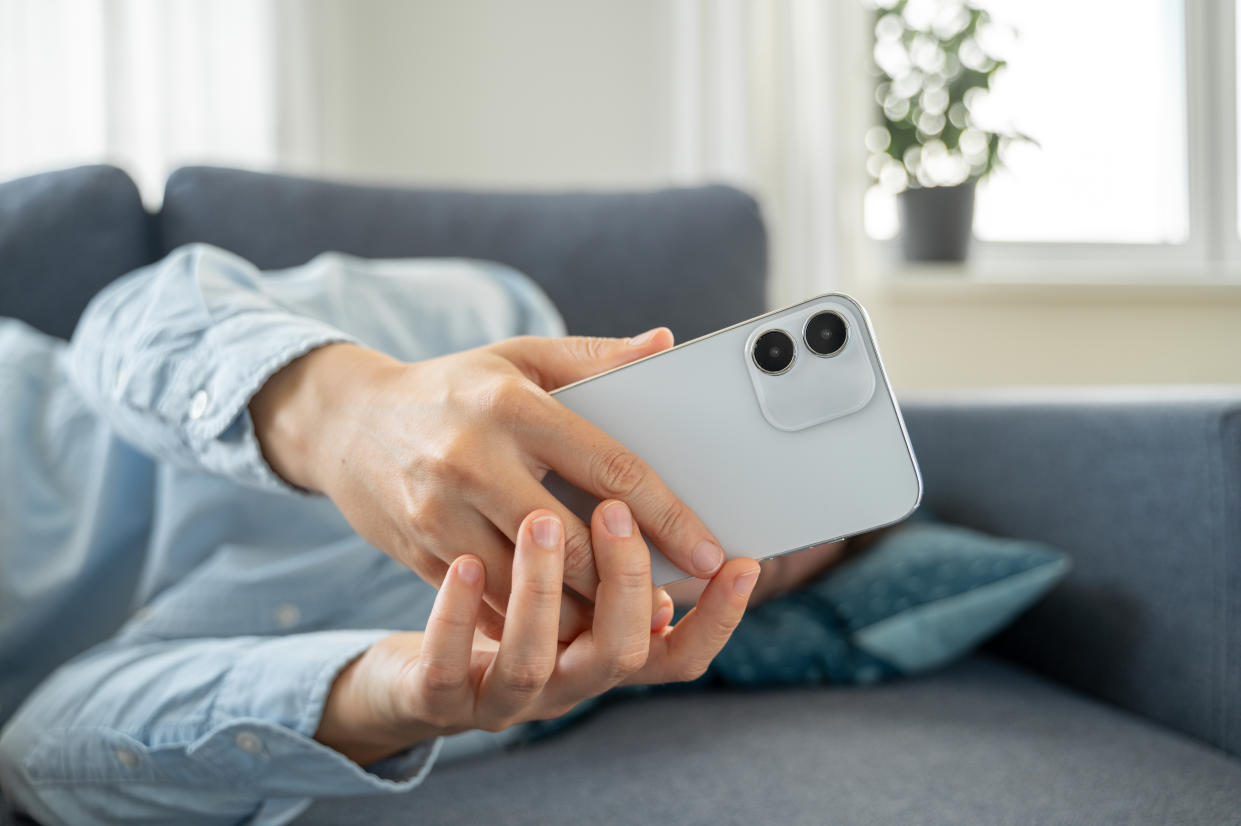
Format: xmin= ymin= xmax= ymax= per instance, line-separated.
xmin=2 ymin=165 xmax=1238 ymax=825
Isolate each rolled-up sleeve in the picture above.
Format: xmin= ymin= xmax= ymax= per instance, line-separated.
xmin=67 ymin=244 xmax=357 ymax=494
xmin=0 ymin=630 xmax=442 ymax=826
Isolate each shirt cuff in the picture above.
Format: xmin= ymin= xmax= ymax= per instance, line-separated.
xmin=194 ymin=630 xmax=442 ymax=796
xmin=165 ymin=312 xmax=357 ymax=494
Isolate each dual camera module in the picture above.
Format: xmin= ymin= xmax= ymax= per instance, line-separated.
xmin=753 ymin=311 xmax=847 ymax=375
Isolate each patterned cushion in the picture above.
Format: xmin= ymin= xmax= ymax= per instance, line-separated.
xmin=709 ymin=519 xmax=1071 ymax=686
xmin=515 ymin=519 xmax=1070 ymax=745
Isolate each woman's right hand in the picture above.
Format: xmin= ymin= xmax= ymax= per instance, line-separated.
xmin=250 ymin=333 xmax=729 ymax=640
xmin=314 ymin=501 xmax=760 ymax=767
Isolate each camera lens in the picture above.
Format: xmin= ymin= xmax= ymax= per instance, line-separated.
xmin=803 ymin=311 xmax=847 ymax=357
xmin=752 ymin=329 xmax=796 ymax=374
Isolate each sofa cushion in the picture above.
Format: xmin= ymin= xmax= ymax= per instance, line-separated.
xmin=0 ymin=166 xmax=154 ymax=339
xmin=300 ymin=657 xmax=1241 ymax=826
xmin=158 ymin=166 xmax=768 ymax=342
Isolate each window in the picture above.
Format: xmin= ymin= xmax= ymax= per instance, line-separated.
xmin=972 ymin=0 xmax=1188 ymax=244
xmin=0 ymin=0 xmax=283 ymax=204
xmin=864 ymin=0 xmax=1241 ymax=272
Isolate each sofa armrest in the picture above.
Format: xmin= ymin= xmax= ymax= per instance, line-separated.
xmin=902 ymin=388 xmax=1241 ymax=757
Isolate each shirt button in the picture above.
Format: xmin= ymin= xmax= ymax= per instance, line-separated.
xmin=189 ymin=390 xmax=210 ymax=420
xmin=273 ymin=603 xmax=301 ymax=629
xmin=235 ymin=731 xmax=264 ymax=754
xmin=116 ymin=748 xmax=139 ymax=767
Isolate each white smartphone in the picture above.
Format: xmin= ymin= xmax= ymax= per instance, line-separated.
xmin=546 ymin=293 xmax=922 ymax=586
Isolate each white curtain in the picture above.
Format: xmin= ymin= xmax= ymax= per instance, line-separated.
xmin=667 ymin=0 xmax=845 ymax=307
xmin=0 ymin=0 xmax=317 ymax=204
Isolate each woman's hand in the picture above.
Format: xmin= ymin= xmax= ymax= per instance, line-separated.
xmin=250 ymin=331 xmax=729 ymax=639
xmin=314 ymin=502 xmax=760 ymax=766
xmin=665 ymin=540 xmax=848 ymax=609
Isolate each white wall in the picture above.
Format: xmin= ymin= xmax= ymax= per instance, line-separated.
xmin=853 ymin=281 xmax=1241 ymax=391
xmin=302 ymin=0 xmax=675 ymax=189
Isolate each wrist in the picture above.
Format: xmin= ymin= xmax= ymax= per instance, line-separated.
xmin=249 ymin=342 xmax=398 ymax=491
xmin=315 ymin=634 xmax=443 ymax=766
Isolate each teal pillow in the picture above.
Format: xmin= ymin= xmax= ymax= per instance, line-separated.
xmin=517 ymin=519 xmax=1070 ymax=743
xmin=707 ymin=519 xmax=1071 ymax=686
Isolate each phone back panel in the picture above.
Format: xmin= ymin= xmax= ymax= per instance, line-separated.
xmin=549 ymin=293 xmax=922 ymax=585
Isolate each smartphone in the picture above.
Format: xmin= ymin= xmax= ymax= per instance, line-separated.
xmin=546 ymin=293 xmax=922 ymax=586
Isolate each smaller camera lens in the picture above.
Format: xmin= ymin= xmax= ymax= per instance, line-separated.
xmin=803 ymin=311 xmax=847 ymax=357
xmin=753 ymin=329 xmax=795 ymax=374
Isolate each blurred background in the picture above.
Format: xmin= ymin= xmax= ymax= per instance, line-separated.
xmin=2 ymin=0 xmax=1239 ymax=390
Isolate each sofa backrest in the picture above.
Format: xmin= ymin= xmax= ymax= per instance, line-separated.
xmin=1 ymin=164 xmax=768 ymax=344
xmin=159 ymin=166 xmax=768 ymax=342
xmin=0 ymin=165 xmax=156 ymax=339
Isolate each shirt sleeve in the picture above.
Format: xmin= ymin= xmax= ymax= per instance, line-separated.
xmin=0 ymin=630 xmax=442 ymax=826
xmin=67 ymin=243 xmax=566 ymax=494
xmin=66 ymin=244 xmax=358 ymax=494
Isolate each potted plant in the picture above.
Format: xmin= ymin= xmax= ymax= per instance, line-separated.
xmin=866 ymin=0 xmax=1031 ymax=262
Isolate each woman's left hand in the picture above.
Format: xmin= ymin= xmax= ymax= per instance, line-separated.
xmin=314 ymin=499 xmax=760 ymax=766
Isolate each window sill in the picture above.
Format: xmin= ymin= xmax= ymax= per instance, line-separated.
xmin=858 ymin=261 xmax=1241 ymax=305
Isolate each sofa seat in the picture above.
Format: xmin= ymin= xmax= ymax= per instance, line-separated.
xmin=301 ymin=657 xmax=1241 ymax=825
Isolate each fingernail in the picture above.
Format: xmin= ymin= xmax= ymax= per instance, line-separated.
xmin=651 ymin=597 xmax=674 ymax=631
xmin=532 ymin=515 xmax=563 ymax=550
xmin=603 ymin=500 xmax=633 ymax=537
xmin=458 ymin=557 xmax=482 ymax=584
xmin=734 ymin=569 xmax=759 ymax=597
xmin=692 ymin=540 xmax=724 ymax=575
xmin=627 ymin=328 xmax=661 ymax=347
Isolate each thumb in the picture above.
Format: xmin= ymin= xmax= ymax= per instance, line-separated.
xmin=493 ymin=327 xmax=674 ymax=390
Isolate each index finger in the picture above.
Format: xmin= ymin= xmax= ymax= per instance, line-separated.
xmin=530 ymin=401 xmax=726 ymax=580
xmin=477 ymin=511 xmax=564 ymax=728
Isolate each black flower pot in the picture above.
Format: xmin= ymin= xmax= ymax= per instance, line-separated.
xmin=897 ymin=180 xmax=976 ymax=263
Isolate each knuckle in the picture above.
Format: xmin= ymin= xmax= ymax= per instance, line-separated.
xmin=650 ymin=498 xmax=689 ymax=543
xmin=428 ymin=609 xmax=475 ymax=638
xmin=593 ymin=447 xmax=646 ymax=499
xmin=500 ymin=658 xmax=555 ymax=695
xmin=675 ymin=658 xmax=711 ymax=683
xmin=561 ymin=527 xmax=596 ymax=582
xmin=482 ymin=375 xmax=533 ymax=419
xmin=598 ymin=636 xmax=650 ymax=682
xmin=578 ymin=336 xmax=613 ymax=362
xmin=417 ymin=702 xmax=459 ymax=730
xmin=425 ymin=433 xmax=485 ymax=486
xmin=518 ymin=574 xmax=564 ymax=606
xmin=404 ymin=495 xmax=449 ymax=535
xmin=613 ymin=643 xmax=651 ymax=677
xmin=708 ymin=611 xmax=741 ymax=641
xmin=417 ymin=659 xmax=468 ymax=695
xmin=606 ymin=563 xmax=651 ymax=592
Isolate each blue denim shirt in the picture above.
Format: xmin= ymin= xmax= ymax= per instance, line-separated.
xmin=0 ymin=245 xmax=565 ymax=825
